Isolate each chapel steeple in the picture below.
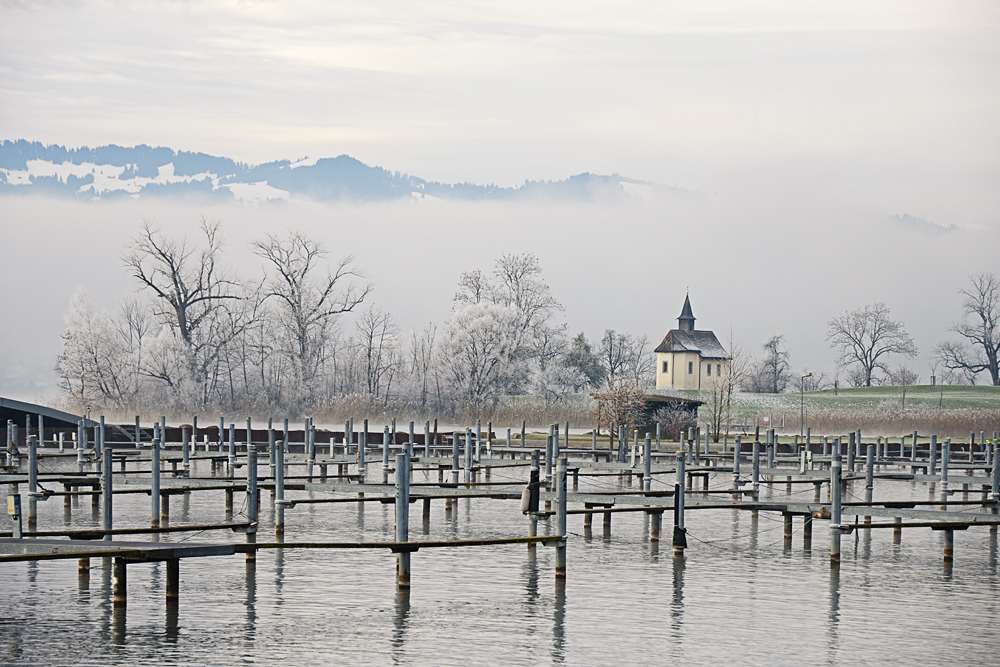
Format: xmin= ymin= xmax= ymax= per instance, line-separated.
xmin=677 ymin=294 xmax=695 ymax=333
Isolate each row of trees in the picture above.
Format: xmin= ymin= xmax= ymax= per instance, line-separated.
xmin=57 ymin=221 xmax=653 ymax=416
xmin=743 ymin=272 xmax=1000 ymax=392
xmin=57 ymin=220 xmax=1000 ymax=421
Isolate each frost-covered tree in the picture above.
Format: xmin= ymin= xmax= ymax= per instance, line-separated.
xmin=438 ymin=303 xmax=522 ymax=403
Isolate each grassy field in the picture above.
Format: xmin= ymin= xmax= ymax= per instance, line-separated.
xmin=684 ymin=385 xmax=1000 ymax=437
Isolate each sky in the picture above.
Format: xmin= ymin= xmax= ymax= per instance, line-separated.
xmin=1 ymin=1 xmax=999 ymax=400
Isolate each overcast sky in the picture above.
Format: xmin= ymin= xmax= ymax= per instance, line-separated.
xmin=1 ymin=1 xmax=998 ymax=400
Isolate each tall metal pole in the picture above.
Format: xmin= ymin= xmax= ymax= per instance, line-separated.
xmin=555 ymin=457 xmax=567 ymax=580
xmin=151 ymin=437 xmax=160 ymax=528
xmin=673 ymin=449 xmax=686 ymax=554
xmin=275 ymin=440 xmax=285 ymax=538
xmin=395 ymin=452 xmax=411 ymax=587
xmin=246 ymin=435 xmax=258 ymax=563
xmin=27 ymin=435 xmax=37 ymax=529
xmin=102 ymin=447 xmax=113 ymax=541
xmin=831 ymin=454 xmax=842 ymax=565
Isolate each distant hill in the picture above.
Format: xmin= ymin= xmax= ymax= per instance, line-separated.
xmin=0 ymin=139 xmax=677 ymax=204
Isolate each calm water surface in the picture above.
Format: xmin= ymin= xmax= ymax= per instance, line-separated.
xmin=2 ymin=457 xmax=998 ymax=666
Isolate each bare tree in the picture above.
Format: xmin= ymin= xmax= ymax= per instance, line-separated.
xmin=826 ymin=302 xmax=918 ymax=387
xmin=935 ymin=271 xmax=1000 ymax=386
xmin=593 ymin=380 xmax=647 ymax=435
xmin=354 ymin=305 xmax=401 ymax=403
xmin=123 ymin=218 xmax=240 ymax=403
xmin=599 ymin=330 xmax=649 ymax=387
xmin=407 ymin=324 xmax=437 ymax=411
xmin=253 ymin=231 xmax=371 ymax=408
xmin=702 ymin=334 xmax=750 ymax=441
xmin=746 ymin=334 xmax=791 ymax=393
xmin=888 ymin=364 xmax=919 ymax=407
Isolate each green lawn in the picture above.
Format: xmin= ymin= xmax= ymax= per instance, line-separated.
xmin=682 ymin=384 xmax=1000 ymax=421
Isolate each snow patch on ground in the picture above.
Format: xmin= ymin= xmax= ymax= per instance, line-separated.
xmin=289 ymin=156 xmax=320 ymax=169
xmin=223 ymin=181 xmax=291 ymax=204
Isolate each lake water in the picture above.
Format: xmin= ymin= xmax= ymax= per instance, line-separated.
xmin=2 ymin=456 xmax=999 ymax=666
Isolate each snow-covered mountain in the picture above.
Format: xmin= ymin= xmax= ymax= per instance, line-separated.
xmin=0 ymin=140 xmax=665 ymax=204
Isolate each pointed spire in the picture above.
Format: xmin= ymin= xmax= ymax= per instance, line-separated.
xmin=678 ymin=294 xmax=695 ymax=332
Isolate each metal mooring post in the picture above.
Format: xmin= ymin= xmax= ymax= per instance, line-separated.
xmin=451 ymin=433 xmax=460 ymax=485
xmin=644 ymin=434 xmax=652 ymax=491
xmin=246 ymin=436 xmax=258 ymax=563
xmin=182 ymin=426 xmax=190 ymax=477
xmin=424 ymin=421 xmax=431 ymax=459
xmin=555 ymin=457 xmax=567 ymax=580
xmin=528 ymin=450 xmax=540 ymax=547
xmin=275 ymin=440 xmax=285 ymax=538
xmin=864 ymin=444 xmax=874 ymax=524
xmin=545 ymin=435 xmax=554 ymax=486
xmin=102 ymin=447 xmax=113 ymax=541
xmin=27 ymin=435 xmax=37 ymax=530
xmin=383 ymin=426 xmax=391 ymax=484
xmin=8 ymin=493 xmax=22 ymax=538
xmin=396 ymin=452 xmax=411 ymax=587
xmin=151 ymin=437 xmax=161 ymax=529
xmin=77 ymin=420 xmax=85 ymax=471
xmin=228 ymin=423 xmax=236 ymax=476
xmin=847 ymin=431 xmax=855 ymax=471
xmin=673 ymin=450 xmax=687 ymax=554
xmin=464 ymin=427 xmax=473 ymax=484
xmin=830 ymin=454 xmax=842 ymax=566
xmin=929 ymin=435 xmax=938 ymax=476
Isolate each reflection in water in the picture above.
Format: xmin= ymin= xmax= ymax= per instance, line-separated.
xmin=391 ymin=587 xmax=411 ymax=663
xmin=245 ymin=561 xmax=257 ymax=643
xmin=274 ymin=548 xmax=285 ymax=606
xmin=166 ymin=601 xmax=179 ymax=642
xmin=989 ymin=530 xmax=997 ymax=572
xmin=112 ymin=608 xmax=127 ymax=646
xmin=827 ymin=564 xmax=840 ymax=661
xmin=523 ymin=548 xmax=540 ymax=610
xmin=552 ymin=581 xmax=566 ymax=664
xmin=670 ymin=552 xmax=685 ymax=659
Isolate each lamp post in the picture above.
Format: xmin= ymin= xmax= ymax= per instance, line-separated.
xmin=800 ymin=372 xmax=812 ymax=436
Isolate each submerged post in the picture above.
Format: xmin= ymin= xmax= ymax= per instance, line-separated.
xmin=395 ymin=452 xmax=411 ymax=587
xmin=555 ymin=457 xmax=567 ymax=580
xmin=831 ymin=454 xmax=842 ymax=565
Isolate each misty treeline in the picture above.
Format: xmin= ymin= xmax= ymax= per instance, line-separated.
xmin=56 ymin=220 xmax=654 ymax=421
xmin=741 ymin=271 xmax=1000 ymax=392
